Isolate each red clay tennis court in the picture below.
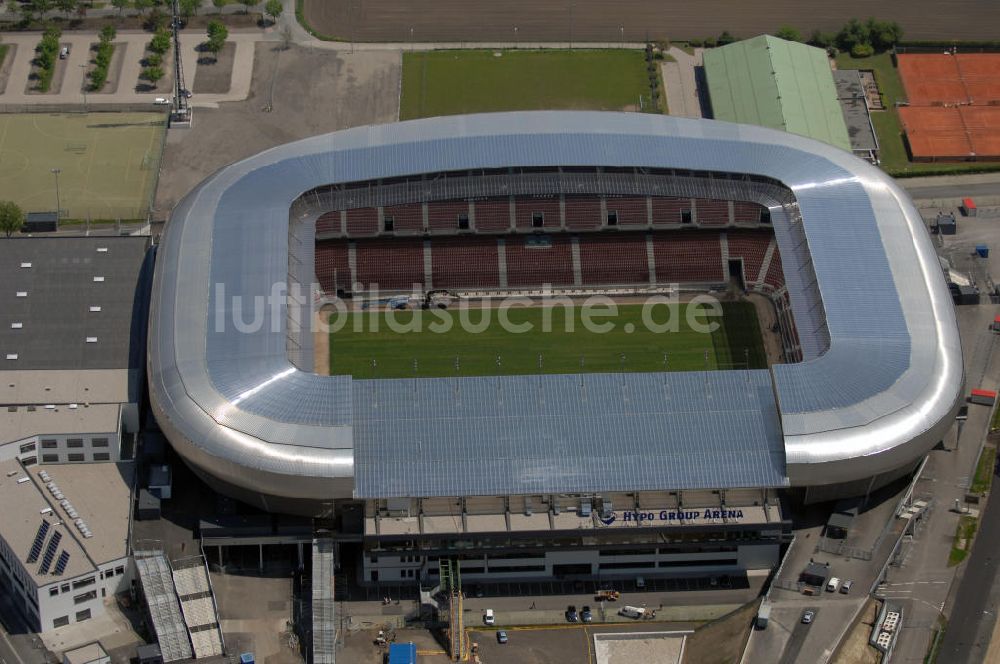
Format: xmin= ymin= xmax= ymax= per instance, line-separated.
xmin=899 ymin=106 xmax=1000 ymax=161
xmin=897 ymin=54 xmax=1000 ymax=160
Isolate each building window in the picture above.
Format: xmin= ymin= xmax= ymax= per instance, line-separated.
xmin=457 ymin=213 xmax=470 ymax=230
xmin=91 ymin=438 xmax=109 ymax=448
xmin=41 ymin=454 xmax=58 ymax=463
xmin=73 ymin=590 xmax=97 ymax=605
xmin=75 ymin=609 xmax=91 ymax=622
xmin=607 ymin=211 xmax=618 ymax=226
xmin=66 ymin=439 xmax=84 ymax=448
xmin=19 ymin=442 xmax=36 ymax=454
xmin=681 ymin=209 xmax=693 ymax=224
xmin=115 ymin=566 xmax=125 ymax=576
xmin=22 ymin=457 xmax=37 ymax=467
xmin=67 ymin=453 xmax=85 ymax=462
xmin=532 ymin=212 xmax=544 ymax=228
xmin=72 ymin=577 xmax=95 ymax=589
xmin=41 ymin=439 xmax=57 ymax=449
xmin=92 ymin=453 xmax=110 ymax=462
xmin=383 ymin=215 xmax=394 ymax=232
xmin=53 ymin=616 xmax=69 ymax=628
xmin=49 ymin=587 xmax=58 ymax=597
xmin=61 ymin=584 xmax=70 ymax=593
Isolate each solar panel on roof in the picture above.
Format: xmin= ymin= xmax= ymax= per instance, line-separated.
xmin=53 ymin=551 xmax=70 ymax=575
xmin=26 ymin=521 xmax=50 ymax=563
xmin=38 ymin=530 xmax=62 ymax=574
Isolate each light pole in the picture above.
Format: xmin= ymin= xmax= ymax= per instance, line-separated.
xmin=620 ymin=25 xmax=624 ymax=48
xmin=79 ymin=64 xmax=88 ymax=110
xmin=51 ymin=168 xmax=62 ymax=221
xmin=514 ymin=25 xmax=518 ymax=49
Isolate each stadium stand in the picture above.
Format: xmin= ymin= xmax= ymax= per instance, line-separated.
xmin=382 ymin=203 xmax=424 ymax=234
xmin=563 ymin=195 xmax=604 ymax=230
xmin=695 ymin=199 xmax=731 ymax=226
xmin=430 ymin=236 xmax=501 ymax=288
xmin=315 ymin=242 xmax=351 ymax=293
xmin=355 ymin=238 xmax=425 ymax=291
xmin=734 ymin=201 xmax=766 ymax=225
xmin=515 ymin=196 xmax=562 ymax=230
xmin=578 ymin=233 xmax=650 ymax=285
xmin=726 ymin=230 xmax=772 ymax=285
xmin=345 ymin=207 xmax=379 ymax=236
xmin=428 ymin=200 xmax=471 ymax=232
xmin=606 ymin=196 xmax=650 ymax=227
xmin=472 ymin=198 xmax=512 ymax=233
xmin=764 ymin=244 xmax=786 ymax=291
xmin=505 ymin=234 xmax=575 ymax=286
xmin=651 ymin=196 xmax=691 ymax=226
xmin=316 ymin=211 xmax=341 ymax=236
xmin=651 ymin=232 xmax=725 ymax=283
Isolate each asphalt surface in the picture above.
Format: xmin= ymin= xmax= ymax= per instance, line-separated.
xmin=937 ymin=460 xmax=1000 ymax=663
xmin=778 ymin=609 xmax=817 ymax=664
xmin=303 ymin=0 xmax=1000 ymax=43
xmin=903 ymin=181 xmax=1000 ymax=201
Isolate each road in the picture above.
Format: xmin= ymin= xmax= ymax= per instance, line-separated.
xmin=937 ymin=459 xmax=1000 ymax=663
xmin=778 ymin=609 xmax=817 ymax=664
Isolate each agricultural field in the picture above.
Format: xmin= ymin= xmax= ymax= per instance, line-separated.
xmin=329 ymin=301 xmax=766 ymax=378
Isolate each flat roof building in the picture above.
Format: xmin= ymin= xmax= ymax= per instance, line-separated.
xmin=704 ymin=35 xmax=852 ymax=152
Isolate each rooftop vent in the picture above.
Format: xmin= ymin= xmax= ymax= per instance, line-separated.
xmin=11 ymin=323 xmax=22 ymax=329
xmin=96 ymin=247 xmax=108 ymax=253
xmin=6 ymin=354 xmax=18 ymax=360
xmin=20 ymin=262 xmax=32 ymax=268
xmin=89 ymin=306 xmax=101 ymax=312
xmin=15 ymin=291 xmax=27 ymax=297
xmin=92 ymin=276 xmax=104 ymax=282
xmin=85 ymin=337 xmax=97 ymax=343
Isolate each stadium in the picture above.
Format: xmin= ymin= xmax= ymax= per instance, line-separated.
xmin=148 ymin=111 xmax=963 ymax=584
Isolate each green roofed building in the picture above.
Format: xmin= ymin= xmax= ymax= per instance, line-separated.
xmin=703 ymin=35 xmax=851 ymax=152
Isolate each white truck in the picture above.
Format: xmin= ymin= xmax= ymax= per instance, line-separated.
xmin=619 ymin=605 xmax=646 ymax=619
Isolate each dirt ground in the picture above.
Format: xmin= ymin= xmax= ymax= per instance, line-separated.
xmin=831 ymin=598 xmax=881 ymax=664
xmin=304 ymin=0 xmax=1000 ymax=43
xmin=0 ymin=43 xmax=16 ymax=95
xmin=153 ymin=43 xmax=400 ymax=216
xmin=747 ymin=292 xmax=784 ymax=366
xmin=194 ymin=41 xmax=236 ymax=94
xmin=681 ymin=600 xmax=758 ymax=664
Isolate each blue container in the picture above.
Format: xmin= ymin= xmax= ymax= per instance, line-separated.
xmin=977 ymin=244 xmax=989 ymax=258
xmin=388 ymin=642 xmax=417 ymax=664
xmin=239 ymin=654 xmax=254 ymax=664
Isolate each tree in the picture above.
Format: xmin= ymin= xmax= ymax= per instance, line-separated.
xmin=807 ymin=29 xmax=834 ymax=48
xmin=212 ymin=0 xmax=225 ymax=13
xmin=835 ymin=17 xmax=867 ymax=51
xmin=110 ymin=0 xmax=128 ymax=16
xmin=867 ymin=17 xmax=903 ymax=51
xmin=142 ymin=65 xmax=164 ymax=85
xmin=133 ymin=0 xmax=154 ymax=16
xmin=0 ymin=201 xmax=25 ymax=238
xmin=205 ymin=19 xmax=228 ymax=56
xmin=100 ymin=24 xmax=117 ymax=43
xmin=149 ymin=28 xmax=171 ymax=54
xmin=178 ymin=0 xmax=199 ymax=19
xmin=717 ymin=30 xmax=735 ymax=46
xmin=265 ymin=0 xmax=282 ymax=24
xmin=851 ymin=42 xmax=875 ymax=58
xmin=775 ymin=26 xmax=801 ymax=42
xmin=55 ymin=0 xmax=76 ymax=18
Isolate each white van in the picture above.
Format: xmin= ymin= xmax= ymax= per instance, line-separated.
xmin=483 ymin=609 xmax=495 ymax=625
xmin=826 ymin=577 xmax=840 ymax=593
xmin=619 ymin=605 xmax=646 ymax=619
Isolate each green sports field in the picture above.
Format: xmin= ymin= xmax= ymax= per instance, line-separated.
xmin=329 ymin=301 xmax=766 ymax=378
xmin=0 ymin=112 xmax=166 ymax=220
xmin=400 ymin=49 xmax=653 ymax=120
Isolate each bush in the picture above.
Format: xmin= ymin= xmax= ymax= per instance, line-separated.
xmin=717 ymin=31 xmax=736 ymax=46
xmin=141 ymin=65 xmax=164 ymax=85
xmin=99 ymin=24 xmax=116 ymax=43
xmin=149 ymin=28 xmax=171 ymax=54
xmin=145 ymin=52 xmax=162 ymax=67
xmin=34 ymin=26 xmax=61 ymax=92
xmin=703 ymin=36 xmax=718 ymax=48
xmin=688 ymin=38 xmax=703 ymax=47
xmin=808 ymin=29 xmax=834 ymax=48
xmin=835 ymin=17 xmax=903 ymax=54
xmin=775 ymin=26 xmax=802 ymax=42
xmin=89 ymin=39 xmax=115 ymax=91
xmin=851 ymin=42 xmax=875 ymax=58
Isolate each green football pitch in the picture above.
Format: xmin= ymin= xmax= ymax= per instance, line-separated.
xmin=400 ymin=49 xmax=653 ymax=120
xmin=329 ymin=301 xmax=766 ymax=378
xmin=0 ymin=112 xmax=166 ymax=220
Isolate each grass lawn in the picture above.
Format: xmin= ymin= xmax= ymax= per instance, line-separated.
xmin=971 ymin=445 xmax=997 ymax=495
xmin=0 ymin=112 xmax=165 ymax=220
xmin=949 ymin=514 xmax=978 ymax=566
xmin=400 ymin=49 xmax=655 ymax=120
xmin=836 ymin=52 xmax=1000 ymax=177
xmin=330 ymin=301 xmax=765 ymax=378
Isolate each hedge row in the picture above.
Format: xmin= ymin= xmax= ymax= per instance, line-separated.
xmin=34 ymin=26 xmax=61 ymax=92
xmin=89 ymin=25 xmax=116 ymax=91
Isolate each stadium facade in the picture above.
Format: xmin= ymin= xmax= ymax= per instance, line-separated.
xmin=148 ymin=112 xmax=963 ymax=583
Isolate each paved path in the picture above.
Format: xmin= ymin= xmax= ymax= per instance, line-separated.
xmin=661 ymin=47 xmax=703 ymax=118
xmin=0 ymin=31 xmax=260 ymax=106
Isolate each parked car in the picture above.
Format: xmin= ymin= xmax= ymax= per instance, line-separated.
xmin=483 ymin=609 xmax=495 ymax=626
xmin=496 ymin=630 xmax=508 ymax=644
xmin=581 ymin=606 xmax=593 ymax=623
xmin=153 ymin=97 xmax=171 ymax=105
xmin=826 ymin=577 xmax=840 ymax=593
xmin=801 ymin=610 xmax=815 ymax=625
xmin=180 ymin=88 xmax=193 ymax=99
xmin=840 ymin=579 xmax=854 ymax=594
xmin=59 ymin=46 xmax=69 ymax=59
xmin=565 ymin=605 xmax=578 ymax=622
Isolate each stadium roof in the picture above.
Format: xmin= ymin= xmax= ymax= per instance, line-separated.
xmin=704 ymin=35 xmax=852 ymax=152
xmin=148 ymin=111 xmax=962 ymax=510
